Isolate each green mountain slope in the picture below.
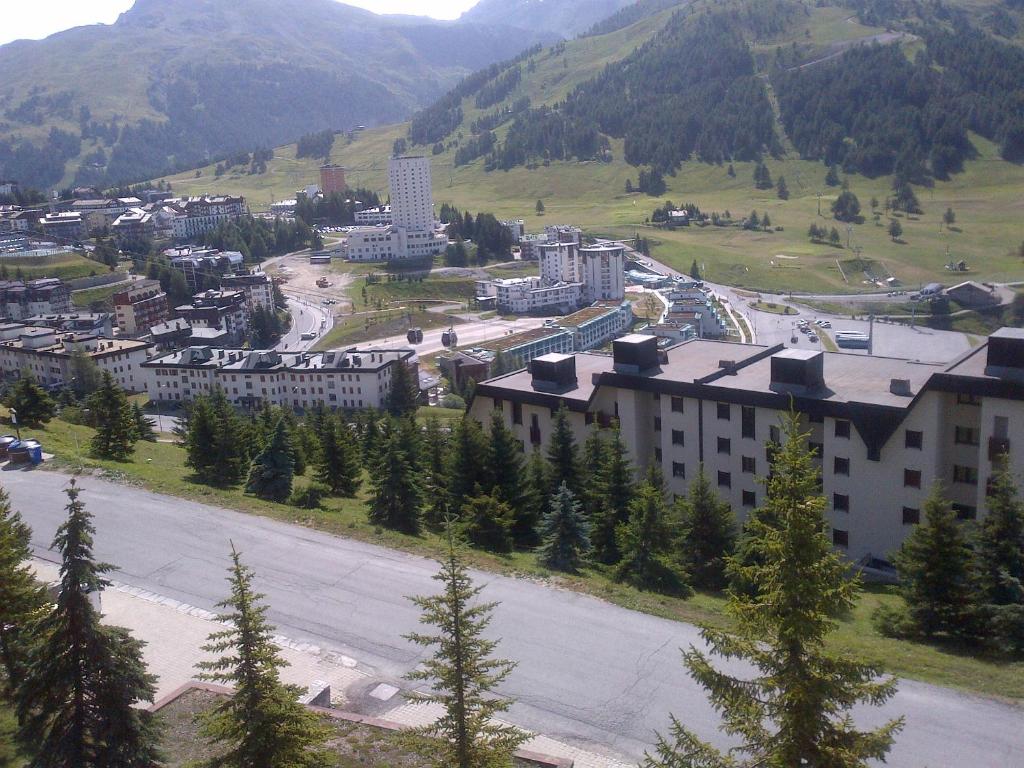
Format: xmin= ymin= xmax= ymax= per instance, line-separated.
xmin=459 ymin=0 xmax=637 ymax=37
xmin=0 ymin=0 xmax=554 ymax=190
xmin=158 ymin=0 xmax=1024 ymax=295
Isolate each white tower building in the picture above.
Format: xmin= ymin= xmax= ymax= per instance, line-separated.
xmin=388 ymin=156 xmax=434 ymax=232
xmin=580 ymin=244 xmax=626 ymax=302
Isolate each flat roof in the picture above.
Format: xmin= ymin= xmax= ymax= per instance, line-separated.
xmin=480 ymin=351 xmax=615 ymax=405
xmin=476 ymin=327 xmax=570 ymax=354
xmin=558 ymin=306 xmax=617 ymax=326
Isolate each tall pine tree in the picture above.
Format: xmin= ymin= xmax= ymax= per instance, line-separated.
xmin=404 ymin=531 xmax=526 ymax=768
xmin=615 ymin=478 xmax=689 ymax=596
xmin=246 ymin=419 xmax=295 ymax=503
xmin=87 ymin=372 xmax=138 ymax=460
xmin=0 ymin=484 xmax=47 ymax=695
xmin=446 ymin=416 xmax=489 ymax=516
xmin=675 ymin=465 xmax=736 ymax=590
xmin=975 ymin=460 xmax=1024 ymax=653
xmin=314 ymin=413 xmax=361 ymax=496
xmin=421 ymin=415 xmax=450 ymax=531
xmin=17 ymin=481 xmax=160 ymax=768
xmin=197 ymin=545 xmax=329 ymax=768
xmin=537 ymin=482 xmax=590 ymax=573
xmin=590 ymin=426 xmax=635 ymax=565
xmin=486 ymin=411 xmax=526 ymax=510
xmin=646 ymin=413 xmax=903 ymax=768
xmin=546 ymin=404 xmax=581 ymax=496
xmin=368 ymin=419 xmax=422 ymax=534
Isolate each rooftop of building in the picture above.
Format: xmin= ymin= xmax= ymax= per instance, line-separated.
xmin=557 ymin=305 xmax=620 ymax=326
xmin=144 ymin=346 xmax=414 ymax=373
xmin=475 ymin=326 xmax=571 ymax=354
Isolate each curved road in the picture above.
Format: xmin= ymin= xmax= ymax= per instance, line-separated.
xmin=6 ymin=470 xmax=1021 ymax=766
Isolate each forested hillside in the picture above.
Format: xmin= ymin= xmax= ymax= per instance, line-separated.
xmin=0 ymin=0 xmax=549 ymax=190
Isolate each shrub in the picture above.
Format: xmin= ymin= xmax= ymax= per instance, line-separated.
xmin=289 ymin=483 xmax=330 ymax=509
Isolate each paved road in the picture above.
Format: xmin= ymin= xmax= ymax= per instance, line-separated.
xmin=7 ymin=470 xmax=1021 ymax=766
xmin=355 ymin=315 xmax=550 ymax=357
xmin=276 ymin=297 xmax=331 ymax=352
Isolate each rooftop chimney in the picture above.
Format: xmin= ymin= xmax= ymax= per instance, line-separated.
xmin=613 ymin=334 xmax=660 ymax=374
xmin=530 ymin=353 xmax=577 ymax=393
xmin=770 ymin=349 xmax=824 ymax=393
xmin=985 ymin=328 xmax=1024 ymax=380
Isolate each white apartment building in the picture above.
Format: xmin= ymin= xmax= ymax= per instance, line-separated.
xmin=0 ymin=323 xmax=152 ymax=392
xmin=389 ymin=156 xmax=434 ymax=232
xmin=354 ymin=205 xmax=392 ymax=226
xmin=469 ymin=330 xmax=1024 ymax=565
xmin=477 ymin=276 xmax=583 ymax=314
xmin=345 ymin=226 xmax=401 ymax=262
xmin=580 ymin=244 xmax=626 ymax=303
xmin=142 ymin=346 xmax=417 ymax=411
xmin=220 ymin=271 xmax=274 ymax=314
xmin=170 ymin=196 xmax=247 ymax=240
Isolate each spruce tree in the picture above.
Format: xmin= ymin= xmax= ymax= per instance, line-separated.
xmin=314 ymin=414 xmax=361 ymax=496
xmin=615 ymin=478 xmax=689 ymax=595
xmin=887 ymin=485 xmax=978 ymax=640
xmin=581 ymin=429 xmax=608 ymax=511
xmin=461 ymin=492 xmax=513 ymax=553
xmin=590 ymin=426 xmax=635 ymax=565
xmin=514 ymin=448 xmax=547 ymax=547
xmin=360 ymin=410 xmax=381 ymax=466
xmin=246 ymin=419 xmax=295 ymax=503
xmin=421 ymin=415 xmax=450 ymax=530
xmin=646 ymin=413 xmax=903 ymax=768
xmin=0 ymin=485 xmax=47 ymax=695
xmin=132 ymin=403 xmax=157 ymax=442
xmin=446 ymin=416 xmax=489 ymax=516
xmin=675 ymin=465 xmax=736 ymax=590
xmin=185 ymin=394 xmax=220 ymax=483
xmin=975 ymin=460 xmax=1024 ymax=653
xmin=486 ymin=411 xmax=525 ymax=510
xmin=17 ymin=481 xmax=160 ymax=768
xmin=538 ymin=482 xmax=590 ymax=572
xmin=368 ymin=420 xmax=422 ymax=533
xmin=404 ymin=532 xmax=526 ymax=768
xmin=197 ymin=545 xmax=329 ymax=768
xmin=87 ymin=372 xmax=138 ymax=460
xmin=4 ymin=374 xmax=55 ymax=426
xmin=212 ymin=390 xmax=251 ymax=485
xmin=387 ymin=360 xmax=419 ymax=417
xmin=546 ymin=404 xmax=581 ymax=496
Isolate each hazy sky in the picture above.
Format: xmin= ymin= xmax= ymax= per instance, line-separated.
xmin=1 ymin=0 xmax=479 ymax=46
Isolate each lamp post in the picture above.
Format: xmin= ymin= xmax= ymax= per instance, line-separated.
xmin=9 ymin=408 xmax=19 ymax=440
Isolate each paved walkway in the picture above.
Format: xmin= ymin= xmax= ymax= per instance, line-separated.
xmin=31 ymin=559 xmax=631 ymax=768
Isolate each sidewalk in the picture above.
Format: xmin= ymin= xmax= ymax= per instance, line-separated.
xmin=31 ymin=559 xmax=632 ymax=768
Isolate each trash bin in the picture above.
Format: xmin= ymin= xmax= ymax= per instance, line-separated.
xmin=21 ymin=439 xmax=42 ymax=465
xmin=0 ymin=435 xmax=17 ymax=459
xmin=6 ymin=440 xmax=27 ymax=465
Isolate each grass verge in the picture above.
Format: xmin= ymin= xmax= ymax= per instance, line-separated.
xmin=9 ymin=412 xmax=1024 ymax=703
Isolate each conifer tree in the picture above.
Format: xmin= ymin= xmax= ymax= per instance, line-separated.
xmin=646 ymin=413 xmax=903 ymax=768
xmin=513 ymin=448 xmax=547 ymax=547
xmin=487 ymin=411 xmax=525 ymax=509
xmin=314 ymin=413 xmax=361 ymax=496
xmin=421 ymin=415 xmax=450 ymax=530
xmin=581 ymin=429 xmax=608 ymax=510
xmin=17 ymin=481 xmax=160 ymax=768
xmin=185 ymin=394 xmax=219 ymax=482
xmin=132 ymin=403 xmax=157 ymax=442
xmin=887 ymin=485 xmax=979 ymax=640
xmin=387 ymin=360 xmax=419 ymax=417
xmin=590 ymin=426 xmax=635 ymax=564
xmin=0 ymin=485 xmax=47 ymax=695
xmin=198 ymin=545 xmax=329 ymax=768
xmin=246 ymin=419 xmax=294 ymax=503
xmin=446 ymin=416 xmax=489 ymax=516
xmin=368 ymin=420 xmax=422 ymax=533
xmin=975 ymin=460 xmax=1024 ymax=652
xmin=3 ymin=374 xmax=55 ymax=426
xmin=776 ymin=175 xmax=789 ymax=200
xmin=615 ymin=478 xmax=689 ymax=595
xmin=537 ymin=482 xmax=590 ymax=572
xmin=360 ymin=411 xmax=381 ymax=466
xmin=546 ymin=404 xmax=581 ymax=496
xmin=461 ymin=492 xmax=513 ymax=553
xmin=88 ymin=372 xmax=138 ymax=460
xmin=675 ymin=465 xmax=736 ymax=590
xmin=404 ymin=532 xmax=526 ymax=768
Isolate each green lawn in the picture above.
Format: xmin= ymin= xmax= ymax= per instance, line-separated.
xmin=314 ymin=308 xmax=463 ymax=350
xmin=8 ymin=409 xmax=1023 ymax=703
xmin=2 ymin=253 xmax=108 ymax=281
xmin=71 ymin=282 xmax=124 ymax=309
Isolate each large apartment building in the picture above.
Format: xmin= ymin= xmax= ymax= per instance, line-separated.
xmin=0 ymin=323 xmax=152 ymax=392
xmin=469 ymin=330 xmax=1024 ymax=565
xmin=112 ymin=279 xmax=170 ymax=335
xmin=0 ymin=279 xmax=71 ymax=320
xmin=142 ymin=346 xmax=417 ymax=411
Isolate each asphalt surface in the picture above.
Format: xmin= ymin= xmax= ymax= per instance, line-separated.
xmin=7 ymin=470 xmax=1021 ymax=766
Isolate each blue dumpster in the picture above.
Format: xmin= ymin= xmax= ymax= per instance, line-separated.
xmin=21 ymin=439 xmax=42 ymax=465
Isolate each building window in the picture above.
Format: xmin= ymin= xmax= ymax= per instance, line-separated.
xmin=671 ymin=396 xmax=684 ymax=413
xmin=834 ymin=419 xmax=851 ymax=439
xmin=654 ymin=416 xmax=662 ymax=432
xmin=808 ymin=413 xmax=824 ymax=424
xmin=905 ymin=430 xmax=923 ymax=450
xmin=952 ymin=465 xmax=978 ymax=486
xmin=672 ymin=462 xmax=686 ymax=478
xmin=717 ymin=402 xmax=730 ymax=421
xmin=717 ymin=471 xmax=731 ymax=488
xmin=672 ymin=429 xmax=685 ymax=446
xmin=741 ymin=406 xmax=755 ymax=439
xmin=742 ymin=455 xmax=756 ymax=474
xmin=512 ymin=401 xmax=523 ymax=425
xmin=742 ymin=490 xmax=756 ymax=507
xmin=832 ymin=529 xmax=849 ymax=547
xmin=717 ymin=437 xmax=731 ymax=455
xmin=902 ymin=507 xmax=920 ymax=525
xmin=833 ymin=457 xmax=850 ymax=476
xmin=904 ymin=469 xmax=922 ymax=488
xmin=952 ymin=503 xmax=977 ymax=520
xmin=957 ymin=392 xmax=981 ymax=406
xmin=769 ymin=425 xmax=781 ymax=445
xmin=493 ymin=398 xmax=503 ymax=412
xmin=654 ymin=447 xmax=663 ymax=462
xmin=954 ymin=426 xmax=979 ymax=446
xmin=808 ymin=441 xmax=823 ymax=457
xmin=653 ymin=393 xmax=660 ymax=402
xmin=833 ymin=493 xmax=850 ymax=512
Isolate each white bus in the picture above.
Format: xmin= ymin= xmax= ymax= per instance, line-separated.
xmin=835 ymin=331 xmax=870 ymax=349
